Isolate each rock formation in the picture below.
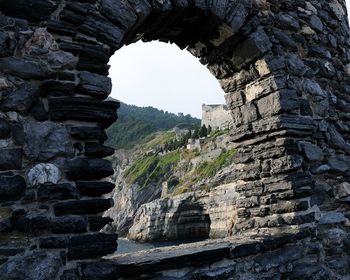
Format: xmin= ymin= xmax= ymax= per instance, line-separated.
xmin=0 ymin=0 xmax=349 ymax=279
xmin=104 ymin=131 xmax=236 ymax=240
xmin=127 ymin=183 xmax=237 ymax=242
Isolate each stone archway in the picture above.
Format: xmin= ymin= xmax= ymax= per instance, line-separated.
xmin=0 ymin=0 xmax=350 ymax=279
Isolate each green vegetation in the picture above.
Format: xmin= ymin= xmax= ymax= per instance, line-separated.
xmin=141 ymin=131 xmax=176 ymax=150
xmin=106 ymin=101 xmax=200 ymax=149
xmin=174 ymin=148 xmax=236 ymax=195
xmin=208 ymin=128 xmax=230 ymax=139
xmin=124 ymin=150 xmax=181 ymax=190
xmin=195 ymin=148 xmax=235 ymax=180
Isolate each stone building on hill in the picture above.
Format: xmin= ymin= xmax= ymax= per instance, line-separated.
xmin=201 ymin=104 xmax=233 ymax=130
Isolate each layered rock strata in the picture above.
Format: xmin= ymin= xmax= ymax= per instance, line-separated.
xmin=127 ymin=183 xmax=237 ymax=242
xmin=0 ymin=0 xmax=349 ymax=279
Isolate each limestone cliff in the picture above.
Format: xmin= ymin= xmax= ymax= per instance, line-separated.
xmin=128 ymin=183 xmax=237 ymax=242
xmin=104 ymin=130 xmax=237 ymax=240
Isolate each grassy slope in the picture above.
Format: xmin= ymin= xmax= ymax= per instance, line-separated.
xmin=123 ymin=130 xmax=235 ymax=195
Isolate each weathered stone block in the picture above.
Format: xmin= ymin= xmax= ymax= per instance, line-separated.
xmin=48 ymin=97 xmax=119 ymax=128
xmin=0 ymin=0 xmax=57 ymax=22
xmin=29 ymin=100 xmax=49 ymax=121
xmin=53 ymin=199 xmax=113 ymax=216
xmin=70 ymin=126 xmax=108 ymax=142
xmin=78 ymin=71 xmax=112 ymax=100
xmin=328 ymin=156 xmax=349 ymax=173
xmin=67 ymin=233 xmax=118 ymax=260
xmin=0 ymin=149 xmax=22 ymax=171
xmin=100 ymin=0 xmax=137 ymax=30
xmin=0 ymin=57 xmax=47 ymax=79
xmin=79 ymin=14 xmax=124 ymax=49
xmin=0 ymin=31 xmax=12 ymax=58
xmin=0 ymin=82 xmax=39 ymax=115
xmin=269 ymin=201 xmax=309 ymax=214
xmin=300 ymin=142 xmax=324 ymax=162
xmin=84 ymin=143 xmax=114 ymax=158
xmin=236 ymin=196 xmax=259 ymax=208
xmin=77 ymin=181 xmax=115 ymax=197
xmin=0 ymin=208 xmax=13 ymax=232
xmin=15 ymin=215 xmax=49 ymax=233
xmin=80 ymin=260 xmax=120 ymax=280
xmin=245 ymin=75 xmax=286 ymax=103
xmin=0 ymin=252 xmax=62 ymax=280
xmin=231 ymin=29 xmax=272 ymax=71
xmin=65 ymin=158 xmax=114 ymax=180
xmin=41 ymin=80 xmax=76 ymax=97
xmin=39 ymin=236 xmax=69 ymax=249
xmin=225 ymin=91 xmax=244 ymax=109
xmin=23 ymin=121 xmax=74 ymax=161
xmin=51 ymin=216 xmax=87 ymax=234
xmin=319 ymin=212 xmax=345 ymax=225
xmin=27 ymin=163 xmax=61 ymax=186
xmin=37 ymin=183 xmax=78 ymax=201
xmin=47 ymin=20 xmax=77 ymax=36
xmin=0 ymin=175 xmax=26 ymax=201
xmin=60 ymin=269 xmax=80 ymax=280
xmin=230 ymin=241 xmax=261 ymax=258
xmin=0 ymin=119 xmax=10 ymax=139
xmin=254 ymin=245 xmax=303 ymax=272
xmin=256 ymin=90 xmax=299 ymax=118
xmin=10 ymin=122 xmax=24 ymax=145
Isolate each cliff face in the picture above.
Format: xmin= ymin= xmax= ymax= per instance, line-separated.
xmin=128 ymin=183 xmax=237 ymax=242
xmin=103 ymin=150 xmax=161 ymax=236
xmin=104 ymin=130 xmax=237 ymax=241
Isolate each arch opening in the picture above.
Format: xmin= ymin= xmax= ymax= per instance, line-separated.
xmin=104 ymin=40 xmax=237 ymax=245
xmin=0 ymin=1 xmax=350 ymax=279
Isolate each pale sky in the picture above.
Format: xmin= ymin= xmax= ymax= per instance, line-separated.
xmin=110 ymin=2 xmax=350 ymax=118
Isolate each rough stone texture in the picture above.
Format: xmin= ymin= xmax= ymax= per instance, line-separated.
xmin=64 ymin=158 xmax=114 ymax=180
xmin=0 ymin=0 xmax=349 ymax=279
xmin=78 ymin=71 xmax=112 ymax=100
xmin=0 ymin=175 xmax=26 ymax=201
xmin=23 ymin=121 xmax=74 ymax=161
xmin=27 ymin=163 xmax=61 ymax=186
xmin=0 ymin=149 xmax=22 ymax=171
xmin=107 ymin=230 xmax=316 ymax=279
xmin=0 ymin=251 xmax=62 ymax=280
xmin=127 ymin=183 xmax=237 ymax=242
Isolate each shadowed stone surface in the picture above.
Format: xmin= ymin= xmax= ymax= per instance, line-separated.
xmin=0 ymin=252 xmax=62 ymax=280
xmin=64 ymin=158 xmax=114 ymax=180
xmin=53 ymin=199 xmax=113 ymax=216
xmin=0 ymin=175 xmax=26 ymax=201
xmin=23 ymin=121 xmax=74 ymax=161
xmin=0 ymin=0 xmax=349 ymax=279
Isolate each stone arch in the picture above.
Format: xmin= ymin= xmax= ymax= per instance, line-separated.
xmin=0 ymin=0 xmax=350 ymax=279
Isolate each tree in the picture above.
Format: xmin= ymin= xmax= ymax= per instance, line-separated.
xmin=199 ymin=125 xmax=208 ymax=138
xmin=208 ymin=125 xmax=212 ymax=135
xmin=192 ymin=127 xmax=200 ymax=139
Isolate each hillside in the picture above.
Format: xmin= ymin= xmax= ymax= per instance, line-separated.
xmin=106 ymin=102 xmax=200 ymax=149
xmin=104 ymin=128 xmax=236 ymax=239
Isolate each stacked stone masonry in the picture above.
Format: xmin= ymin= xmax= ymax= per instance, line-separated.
xmin=0 ymin=0 xmax=349 ymax=279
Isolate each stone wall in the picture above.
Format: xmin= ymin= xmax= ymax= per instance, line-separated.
xmin=103 ymin=228 xmax=346 ymax=279
xmin=202 ymin=104 xmax=233 ymax=130
xmin=0 ymin=0 xmax=349 ymax=279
